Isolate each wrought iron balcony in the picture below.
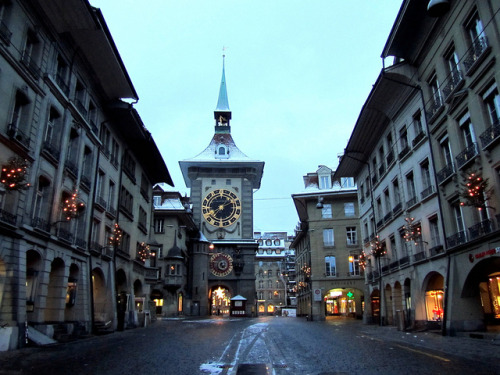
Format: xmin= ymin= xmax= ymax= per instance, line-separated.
xmin=64 ymin=159 xmax=79 ymax=177
xmin=479 ymin=121 xmax=500 ymax=150
xmin=429 ymin=245 xmax=444 ymax=257
xmin=57 ymin=227 xmax=74 ymax=243
xmin=392 ymin=202 xmax=402 ymax=215
xmin=75 ymin=237 xmax=87 ymax=249
xmin=426 ymin=97 xmax=444 ymax=122
xmin=468 ymin=220 xmax=493 ymax=240
xmin=436 ymin=163 xmax=455 ymax=185
xmin=0 ymin=208 xmax=17 ymax=226
xmin=464 ymin=37 xmax=489 ymax=74
xmin=383 ymin=211 xmax=393 ymax=223
xmin=406 ymin=196 xmax=418 ymax=208
xmin=420 ymin=185 xmax=435 ymax=200
xmin=74 ymin=98 xmax=88 ymax=119
xmin=31 ymin=217 xmax=50 ymax=232
xmin=55 ymin=73 xmax=70 ymax=97
xmin=42 ymin=141 xmax=60 ymax=161
xmin=414 ymin=251 xmax=426 ymax=262
xmin=398 ymin=145 xmax=410 ymax=160
xmin=456 ymin=143 xmax=479 ymax=169
xmin=399 ymin=256 xmax=410 ymax=266
xmin=442 ymin=69 xmax=464 ymax=102
xmin=390 ymin=260 xmax=399 ymax=270
xmin=378 ymin=163 xmax=386 ymax=177
xmin=21 ymin=53 xmax=41 ymax=80
xmin=412 ymin=131 xmax=426 ymax=147
xmin=7 ymin=124 xmax=31 ymax=149
xmin=446 ymin=231 xmax=467 ymax=248
xmin=95 ymin=196 xmax=107 ymax=210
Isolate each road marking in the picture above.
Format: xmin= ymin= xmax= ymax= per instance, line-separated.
xmin=393 ymin=344 xmax=451 ymax=362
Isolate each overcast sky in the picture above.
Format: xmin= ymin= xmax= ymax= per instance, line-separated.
xmin=90 ymin=0 xmax=403 ymax=234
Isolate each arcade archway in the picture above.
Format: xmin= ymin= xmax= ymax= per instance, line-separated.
xmin=210 ymin=286 xmax=231 ymax=316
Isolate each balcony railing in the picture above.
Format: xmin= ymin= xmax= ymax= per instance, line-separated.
xmin=479 ymin=121 xmax=500 ymax=150
xmin=75 ymin=237 xmax=87 ymax=249
xmin=399 ymin=256 xmax=410 ymax=266
xmin=383 ymin=211 xmax=393 ymax=223
xmin=21 ymin=53 xmax=41 ymax=80
xmin=456 ymin=143 xmax=479 ymax=170
xmin=429 ymin=245 xmax=444 ymax=257
xmin=406 ymin=196 xmax=418 ymax=208
xmin=392 ymin=202 xmax=402 ymax=215
xmin=55 ymin=73 xmax=70 ymax=97
xmin=74 ymin=98 xmax=88 ymax=119
xmin=7 ymin=124 xmax=31 ymax=149
xmin=31 ymin=217 xmax=50 ymax=232
xmin=446 ymin=231 xmax=467 ymax=248
xmin=412 ymin=131 xmax=426 ymax=147
xmin=426 ymin=97 xmax=444 ymax=122
xmin=398 ymin=145 xmax=410 ymax=160
xmin=0 ymin=208 xmax=17 ymax=226
xmin=65 ymin=158 xmax=79 ymax=177
xmin=57 ymin=227 xmax=74 ymax=243
xmin=442 ymin=69 xmax=464 ymax=102
xmin=378 ymin=163 xmax=386 ymax=176
xmin=390 ymin=261 xmax=399 ymax=271
xmin=0 ymin=20 xmax=12 ymax=45
xmin=436 ymin=163 xmax=455 ymax=185
xmin=414 ymin=251 xmax=426 ymax=262
xmin=42 ymin=141 xmax=61 ymax=161
xmin=464 ymin=37 xmax=489 ymax=74
xmin=468 ymin=219 xmax=493 ymax=240
xmin=420 ymin=185 xmax=435 ymax=200
xmin=95 ymin=196 xmax=107 ymax=210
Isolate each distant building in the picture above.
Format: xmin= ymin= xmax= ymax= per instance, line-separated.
xmin=291 ymin=166 xmax=363 ymax=321
xmin=254 ymin=232 xmax=289 ymax=315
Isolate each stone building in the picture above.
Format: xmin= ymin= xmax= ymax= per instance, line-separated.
xmin=0 ymin=0 xmax=171 ymax=350
xmin=254 ymin=232 xmax=288 ymax=316
xmin=335 ymin=0 xmax=500 ymax=334
xmin=179 ymin=58 xmax=264 ymax=317
xmin=291 ymin=166 xmax=364 ymax=321
xmin=151 ymin=185 xmax=210 ymax=317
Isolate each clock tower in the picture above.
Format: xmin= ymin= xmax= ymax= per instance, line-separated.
xmin=179 ymin=58 xmax=264 ymax=316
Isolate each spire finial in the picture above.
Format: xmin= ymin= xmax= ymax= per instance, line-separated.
xmin=215 ymin=51 xmax=230 ymax=112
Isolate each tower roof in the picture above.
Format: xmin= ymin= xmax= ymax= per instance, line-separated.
xmin=215 ymin=56 xmax=230 ymax=112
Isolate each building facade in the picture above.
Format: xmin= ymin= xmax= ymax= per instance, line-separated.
xmin=151 ymin=186 xmax=210 ymax=317
xmin=336 ymin=0 xmax=500 ymax=334
xmin=0 ymin=0 xmax=171 ymax=350
xmin=291 ymin=166 xmax=364 ymax=321
xmin=254 ymin=232 xmax=288 ymax=316
xmin=179 ymin=58 xmax=264 ymax=317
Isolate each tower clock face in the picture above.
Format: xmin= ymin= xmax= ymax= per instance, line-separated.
xmin=210 ymin=253 xmax=233 ymax=277
xmin=202 ymin=189 xmax=242 ymax=227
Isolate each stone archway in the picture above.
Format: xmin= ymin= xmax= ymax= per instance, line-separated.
xmin=370 ymin=289 xmax=380 ymax=325
xmin=26 ymin=250 xmax=43 ymax=321
xmin=92 ymin=267 xmax=112 ymax=324
xmin=210 ymin=286 xmax=232 ymax=316
xmin=422 ymin=271 xmax=444 ymax=324
xmin=64 ymin=263 xmax=79 ymax=321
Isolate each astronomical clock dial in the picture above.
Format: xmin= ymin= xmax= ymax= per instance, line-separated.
xmin=202 ymin=189 xmax=242 ymax=227
xmin=210 ymin=253 xmax=233 ymax=277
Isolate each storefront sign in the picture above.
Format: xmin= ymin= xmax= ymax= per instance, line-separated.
xmin=471 ymin=247 xmax=500 ymax=262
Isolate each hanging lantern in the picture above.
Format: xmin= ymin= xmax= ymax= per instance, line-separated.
xmin=137 ymin=242 xmax=150 ymax=262
xmin=0 ymin=157 xmax=31 ymax=191
xmin=460 ymin=171 xmax=492 ymax=210
xmin=403 ymin=215 xmax=421 ymax=245
xmin=109 ymin=223 xmax=122 ymax=247
xmin=370 ymin=235 xmax=386 ymax=257
xmin=62 ymin=189 xmax=85 ymax=220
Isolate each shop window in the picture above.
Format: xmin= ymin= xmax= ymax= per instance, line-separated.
xmin=425 ymin=290 xmax=444 ymax=321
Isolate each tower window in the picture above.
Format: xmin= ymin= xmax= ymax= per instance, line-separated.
xmin=215 ymin=144 xmax=229 ymax=159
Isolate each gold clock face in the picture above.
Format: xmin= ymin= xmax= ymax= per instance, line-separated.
xmin=202 ymin=189 xmax=241 ymax=227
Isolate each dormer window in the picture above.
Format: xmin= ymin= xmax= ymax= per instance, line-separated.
xmin=215 ymin=144 xmax=229 ymax=159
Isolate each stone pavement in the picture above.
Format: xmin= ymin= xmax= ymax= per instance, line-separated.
xmin=358 ymin=323 xmax=500 ymax=363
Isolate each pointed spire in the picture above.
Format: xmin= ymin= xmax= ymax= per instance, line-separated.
xmin=215 ymin=55 xmax=230 ymax=112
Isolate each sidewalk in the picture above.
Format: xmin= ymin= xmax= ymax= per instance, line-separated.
xmin=358 ymin=323 xmax=500 ymax=363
